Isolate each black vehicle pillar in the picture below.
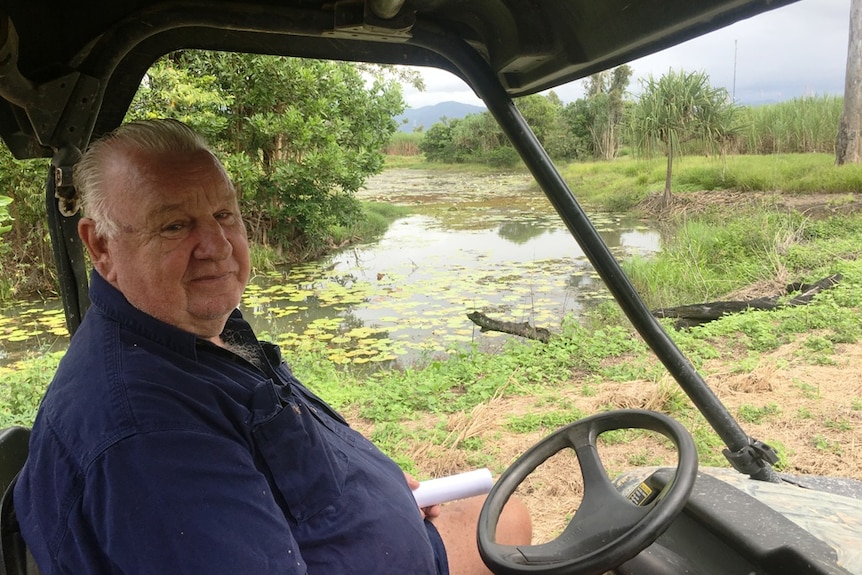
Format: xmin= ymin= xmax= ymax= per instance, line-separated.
xmin=413 ymin=29 xmax=781 ymax=482
xmin=46 ymin=147 xmax=88 ymax=336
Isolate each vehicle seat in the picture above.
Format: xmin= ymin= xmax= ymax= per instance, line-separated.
xmin=0 ymin=427 xmax=40 ymax=575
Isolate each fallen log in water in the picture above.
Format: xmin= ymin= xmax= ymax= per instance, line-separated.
xmin=466 ymin=311 xmax=551 ymax=343
xmin=466 ymin=274 xmax=843 ymax=339
xmin=652 ymin=274 xmax=843 ymax=328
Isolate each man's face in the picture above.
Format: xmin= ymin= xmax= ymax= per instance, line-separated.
xmin=80 ymin=147 xmax=251 ymax=340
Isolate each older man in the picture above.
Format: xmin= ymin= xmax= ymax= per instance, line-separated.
xmin=14 ymin=119 xmax=530 ymax=574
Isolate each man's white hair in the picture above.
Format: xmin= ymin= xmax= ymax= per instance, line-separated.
xmin=74 ymin=119 xmax=213 ymax=238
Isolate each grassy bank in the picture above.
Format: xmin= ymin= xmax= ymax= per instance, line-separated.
xmin=558 ymin=153 xmax=862 ymax=211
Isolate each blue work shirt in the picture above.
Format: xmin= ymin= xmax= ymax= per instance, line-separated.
xmin=15 ymin=271 xmax=442 ymax=574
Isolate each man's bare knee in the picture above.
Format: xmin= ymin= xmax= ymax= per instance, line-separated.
xmin=432 ymin=495 xmax=532 ymax=575
xmin=495 ymin=495 xmax=532 ymax=545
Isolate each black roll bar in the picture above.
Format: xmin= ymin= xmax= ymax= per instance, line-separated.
xmin=46 ymin=147 xmax=89 ymax=335
xmin=412 ymin=27 xmax=780 ymax=482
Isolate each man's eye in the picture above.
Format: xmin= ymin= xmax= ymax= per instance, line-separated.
xmin=161 ymin=222 xmax=188 ymax=237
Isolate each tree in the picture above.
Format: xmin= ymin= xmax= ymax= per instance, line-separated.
xmin=586 ymin=66 xmax=632 ymax=160
xmin=561 ymin=66 xmax=632 ymax=160
xmin=420 ymin=113 xmax=509 ymax=165
xmin=451 ymin=112 xmax=507 ymax=162
xmin=0 ymin=147 xmax=52 ymax=297
xmin=630 ymin=69 xmax=736 ymax=206
xmin=515 ymin=92 xmax=571 ymax=161
xmin=836 ymin=0 xmax=862 ymax=165
xmin=418 ymin=117 xmax=459 ymax=162
xmin=560 ymin=100 xmax=594 ymax=160
xmin=130 ymin=52 xmax=406 ymax=256
xmin=420 ymin=93 xmax=570 ymax=166
xmin=126 ymin=58 xmax=232 ymax=140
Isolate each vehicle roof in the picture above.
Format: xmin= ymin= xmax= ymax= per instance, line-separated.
xmin=1 ymin=0 xmax=799 ymax=160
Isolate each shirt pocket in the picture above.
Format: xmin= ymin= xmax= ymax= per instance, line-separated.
xmin=252 ymin=399 xmax=354 ymax=523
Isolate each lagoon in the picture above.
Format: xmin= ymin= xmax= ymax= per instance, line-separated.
xmin=0 ymin=169 xmax=660 ymax=369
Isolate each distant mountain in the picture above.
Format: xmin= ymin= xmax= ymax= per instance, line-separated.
xmin=396 ymin=101 xmax=486 ymax=133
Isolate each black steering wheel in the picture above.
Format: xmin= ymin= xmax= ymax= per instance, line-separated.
xmin=477 ymin=409 xmax=698 ymax=575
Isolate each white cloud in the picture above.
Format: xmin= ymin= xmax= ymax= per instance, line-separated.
xmin=402 ymin=0 xmax=851 ymax=108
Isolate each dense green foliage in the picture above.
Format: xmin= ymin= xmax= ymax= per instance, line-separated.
xmin=733 ymin=96 xmax=843 ymax=155
xmin=0 ymin=149 xmax=52 ymax=300
xmin=0 ymin=55 xmax=408 ymax=301
xmin=416 ymin=71 xmax=843 ymax=171
xmin=564 ymin=66 xmax=633 ymax=160
xmin=419 ymin=110 xmax=512 ymax=165
xmin=131 ymin=52 xmax=406 ymax=260
xmin=419 ymin=69 xmax=635 ymax=166
xmin=0 ymin=352 xmax=60 ymax=427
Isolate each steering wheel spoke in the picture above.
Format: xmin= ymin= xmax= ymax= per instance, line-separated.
xmin=478 ymin=409 xmax=698 ymax=575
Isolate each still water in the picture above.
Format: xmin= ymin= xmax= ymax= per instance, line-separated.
xmin=241 ymin=169 xmax=660 ymax=367
xmin=0 ymin=169 xmax=660 ymax=368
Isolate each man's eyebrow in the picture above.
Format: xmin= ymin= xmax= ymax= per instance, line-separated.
xmin=148 ymin=203 xmax=186 ymax=218
xmin=146 ymin=201 xmax=236 ymax=222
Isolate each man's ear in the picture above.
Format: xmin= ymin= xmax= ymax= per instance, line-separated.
xmin=78 ymin=217 xmax=114 ymax=280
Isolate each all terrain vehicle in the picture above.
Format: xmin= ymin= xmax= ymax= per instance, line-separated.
xmin=0 ymin=1 xmax=860 ymax=573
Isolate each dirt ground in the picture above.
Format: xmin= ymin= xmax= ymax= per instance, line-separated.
xmin=351 ymin=337 xmax=862 ymax=544
xmin=350 ymin=190 xmax=862 ymax=544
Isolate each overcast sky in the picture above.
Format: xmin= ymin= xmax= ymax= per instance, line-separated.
xmin=402 ymin=0 xmax=852 ymax=109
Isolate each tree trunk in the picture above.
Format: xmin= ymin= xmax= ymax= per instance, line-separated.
xmin=837 ymin=0 xmax=862 ymax=165
xmin=653 ymin=274 xmax=842 ymax=329
xmin=662 ymin=141 xmax=674 ymax=206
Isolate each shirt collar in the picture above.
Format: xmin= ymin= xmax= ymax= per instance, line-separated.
xmin=87 ymin=270 xmax=247 ymax=359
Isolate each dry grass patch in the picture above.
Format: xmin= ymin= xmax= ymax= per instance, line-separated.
xmin=348 ymin=339 xmax=862 ymax=543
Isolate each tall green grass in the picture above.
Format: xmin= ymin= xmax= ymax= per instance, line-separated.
xmin=625 ymin=208 xmax=862 ymax=310
xmin=384 ymin=132 xmax=423 ymax=156
xmin=734 ymin=96 xmax=843 ymax=155
xmin=624 ymin=211 xmax=807 ymax=307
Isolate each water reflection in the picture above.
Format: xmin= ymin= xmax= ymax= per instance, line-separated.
xmin=241 ymin=212 xmax=659 ymax=368
xmin=497 ymin=221 xmax=548 ymax=244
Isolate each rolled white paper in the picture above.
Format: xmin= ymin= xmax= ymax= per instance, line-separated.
xmin=412 ymin=468 xmax=494 ymax=508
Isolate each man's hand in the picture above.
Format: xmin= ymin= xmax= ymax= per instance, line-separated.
xmin=404 ymin=472 xmax=442 ymax=519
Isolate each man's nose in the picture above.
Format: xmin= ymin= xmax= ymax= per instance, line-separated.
xmin=192 ymin=219 xmax=232 ymax=260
